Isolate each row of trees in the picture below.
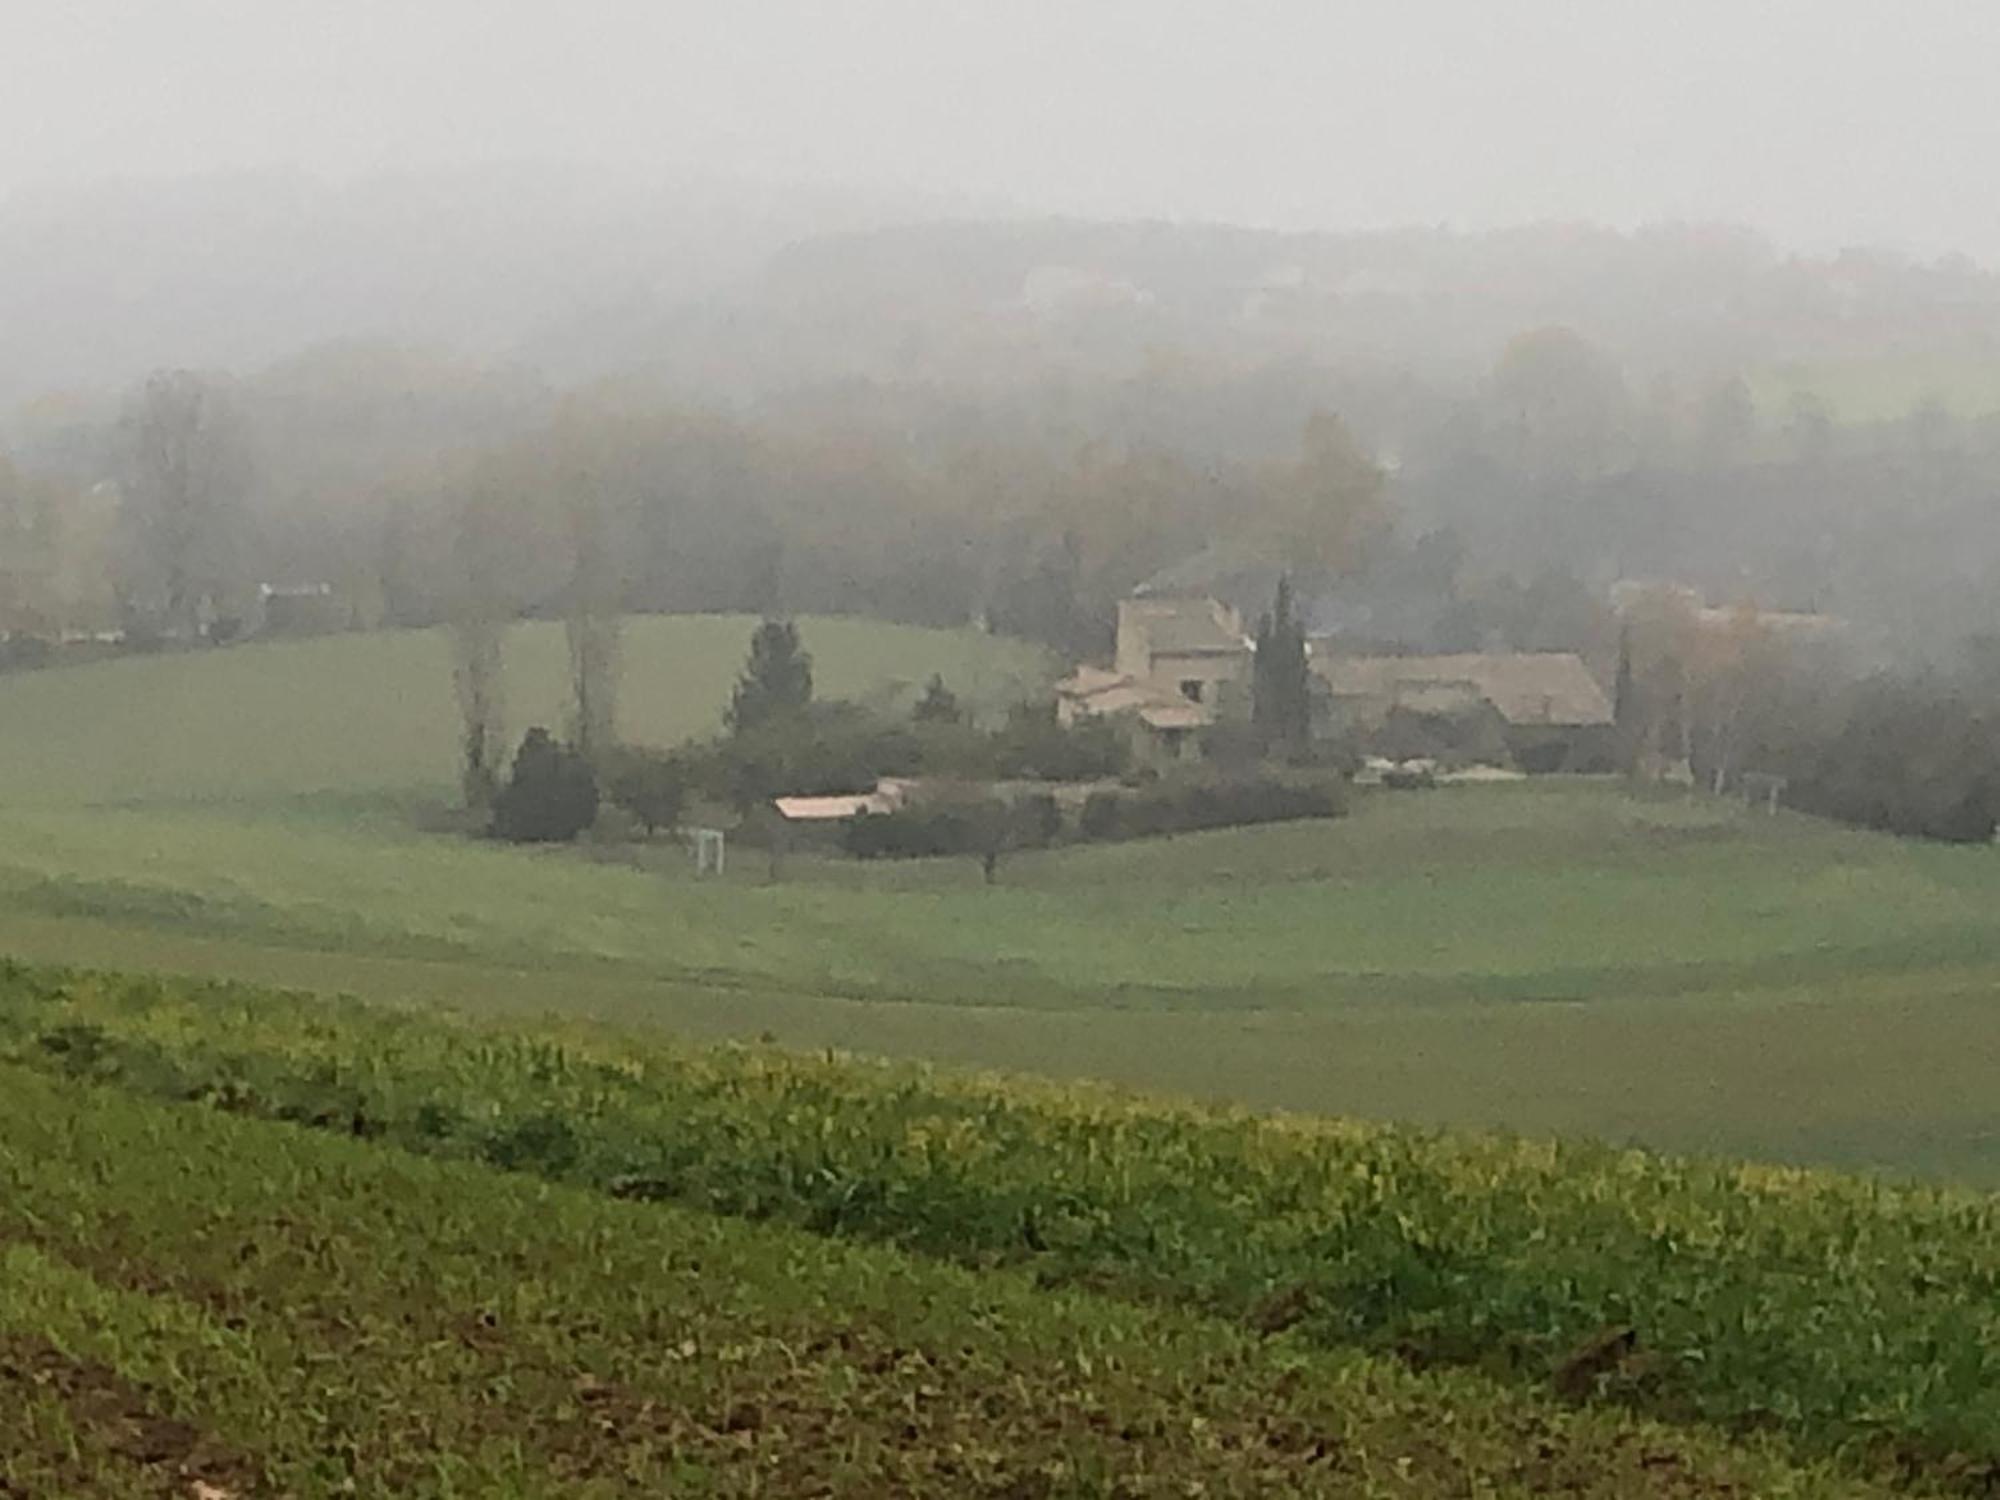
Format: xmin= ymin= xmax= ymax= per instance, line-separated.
xmin=6 ymin=354 xmax=1400 ymax=662
xmin=20 ymin=325 xmax=2000 ymax=671
xmin=21 ymin=320 xmax=2000 ymax=778
xmin=1606 ymin=589 xmax=2000 ymax=843
xmin=479 ymin=616 xmax=1133 ymax=847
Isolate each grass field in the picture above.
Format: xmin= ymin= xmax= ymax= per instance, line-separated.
xmin=0 ymin=616 xmax=1997 ymax=1185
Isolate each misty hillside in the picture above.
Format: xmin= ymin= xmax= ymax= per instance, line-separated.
xmin=0 ymin=166 xmax=940 ymax=405
xmin=12 ymin=169 xmax=2000 ymax=415
xmin=535 ymin=216 xmax=2000 ymax=402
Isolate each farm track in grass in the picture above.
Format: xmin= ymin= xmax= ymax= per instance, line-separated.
xmin=6 ymin=961 xmax=1999 ymax=1492
xmin=0 ymin=1066 xmax=1885 ymax=1499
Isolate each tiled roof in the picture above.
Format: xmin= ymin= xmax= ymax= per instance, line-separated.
xmin=1057 ymin=671 xmax=1215 ymax=729
xmin=1316 ymin=652 xmax=1613 ymax=727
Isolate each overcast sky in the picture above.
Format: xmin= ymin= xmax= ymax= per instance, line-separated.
xmin=7 ymin=0 xmax=1997 ymax=260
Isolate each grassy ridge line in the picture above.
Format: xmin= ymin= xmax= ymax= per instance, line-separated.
xmin=0 ymin=1068 xmax=1869 ymax=1500
xmin=5 ymin=963 xmax=1999 ymax=1487
xmin=7 ymin=784 xmax=2000 ymax=1018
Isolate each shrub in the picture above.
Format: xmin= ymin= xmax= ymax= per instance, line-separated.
xmin=843 ymin=796 xmax=1057 ymax=869
xmin=1736 ymin=668 xmax=2000 ymax=844
xmin=492 ymin=728 xmax=600 ymax=843
xmin=0 ymin=635 xmax=52 ymax=672
xmin=118 ymin=620 xmax=167 ymax=653
xmin=1078 ymin=776 xmax=1343 ymax=842
xmin=912 ymin=674 xmax=962 ymax=724
xmin=1080 ymin=791 xmax=1122 ymax=840
xmin=844 ymin=806 xmax=993 ymax=860
xmin=907 ymin=718 xmax=1001 ymax=779
xmin=699 ymin=701 xmax=908 ymax=812
xmin=992 ymin=702 xmax=1128 ymax=781
xmin=603 ymin=748 xmax=690 ymax=837
xmin=1018 ymin=792 xmax=1062 ymax=848
xmin=1785 ymin=678 xmax=2000 ymax=842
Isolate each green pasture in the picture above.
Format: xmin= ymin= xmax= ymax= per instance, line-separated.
xmin=0 ymin=782 xmax=1994 ymax=1010
xmin=0 ymin=617 xmax=1996 ymax=1185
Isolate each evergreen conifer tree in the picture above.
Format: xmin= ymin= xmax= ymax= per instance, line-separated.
xmin=1252 ymin=576 xmax=1311 ymax=755
xmin=727 ymin=619 xmax=813 ymax=734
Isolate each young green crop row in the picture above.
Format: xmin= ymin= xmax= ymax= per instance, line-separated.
xmin=0 ymin=1065 xmax=1872 ymax=1498
xmin=2 ymin=960 xmax=1997 ymax=1491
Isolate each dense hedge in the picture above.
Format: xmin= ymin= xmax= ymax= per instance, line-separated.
xmin=845 ymin=805 xmax=999 ymax=860
xmin=1080 ymin=776 xmax=1343 ymax=842
xmin=847 ymin=777 xmax=1342 ymax=861
xmin=1771 ymin=675 xmax=2000 ymax=843
xmin=844 ymin=795 xmax=1061 ymax=860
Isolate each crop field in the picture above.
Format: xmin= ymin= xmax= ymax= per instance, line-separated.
xmin=0 ymin=1069 xmax=1882 ymax=1499
xmin=0 ymin=961 xmax=1988 ymax=1495
xmin=0 ymin=617 xmax=1998 ymax=1185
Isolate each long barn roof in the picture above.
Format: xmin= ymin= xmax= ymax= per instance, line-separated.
xmin=1315 ymin=652 xmax=1613 ymax=727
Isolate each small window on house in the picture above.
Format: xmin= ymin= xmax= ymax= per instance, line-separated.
xmin=1180 ymin=679 xmax=1203 ymax=703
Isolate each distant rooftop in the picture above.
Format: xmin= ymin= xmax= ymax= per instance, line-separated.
xmin=1122 ymin=596 xmax=1252 ymax=657
xmin=1317 ymin=652 xmax=1613 ymax=728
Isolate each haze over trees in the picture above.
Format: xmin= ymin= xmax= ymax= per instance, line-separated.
xmin=7 ymin=202 xmax=1999 ymax=663
xmin=119 ymin=369 xmax=248 ymax=640
xmin=8 ymin=178 xmax=2000 ymax=851
xmin=3 ymin=178 xmax=2000 ymax=660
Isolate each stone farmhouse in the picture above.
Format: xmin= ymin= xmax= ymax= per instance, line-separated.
xmin=1058 ymin=593 xmax=1615 ymax=771
xmin=1057 ymin=597 xmax=1253 ymax=762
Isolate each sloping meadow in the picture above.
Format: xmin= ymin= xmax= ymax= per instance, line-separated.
xmin=3 ymin=960 xmax=1998 ymax=1492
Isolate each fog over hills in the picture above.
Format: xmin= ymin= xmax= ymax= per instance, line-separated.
xmin=0 ymin=165 xmax=958 ymax=404
xmin=9 ymin=164 xmax=2000 ymax=419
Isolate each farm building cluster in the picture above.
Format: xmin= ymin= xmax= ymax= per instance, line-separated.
xmin=1056 ymin=592 xmax=1618 ymax=773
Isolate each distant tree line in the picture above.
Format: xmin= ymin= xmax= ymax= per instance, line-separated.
xmin=18 ymin=300 xmax=2000 ymax=696
xmin=1724 ymin=660 xmax=2000 ymax=843
xmin=1613 ymin=599 xmax=2000 ymax=843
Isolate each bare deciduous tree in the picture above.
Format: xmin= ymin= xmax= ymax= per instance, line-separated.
xmin=449 ymin=476 xmax=510 ymax=812
xmin=549 ymin=408 xmax=628 ymax=768
xmin=564 ymin=487 xmax=623 ymax=767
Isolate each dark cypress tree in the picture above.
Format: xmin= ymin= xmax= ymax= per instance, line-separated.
xmin=1253 ymin=607 xmax=1277 ymax=744
xmin=1612 ymin=624 xmax=1639 ymax=772
xmin=727 ymin=619 xmax=813 ymax=735
xmin=1252 ymin=576 xmax=1311 ymax=755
